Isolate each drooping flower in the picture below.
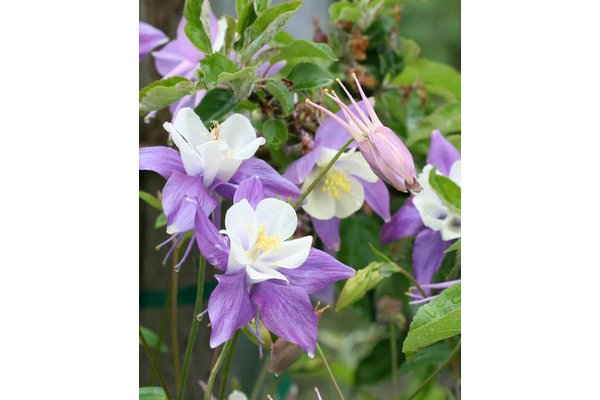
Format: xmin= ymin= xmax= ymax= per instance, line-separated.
xmin=139 ymin=22 xmax=168 ymax=60
xmin=305 ymin=73 xmax=421 ymax=192
xmin=284 ymin=101 xmax=391 ymax=251
xmin=189 ymin=177 xmax=355 ymax=357
xmin=139 ymin=109 xmax=300 ymax=267
xmin=380 ymin=130 xmax=461 ymax=292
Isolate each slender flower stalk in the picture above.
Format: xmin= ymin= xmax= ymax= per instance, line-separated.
xmin=406 ymin=339 xmax=461 ymax=400
xmin=314 ymin=387 xmax=323 ymax=400
xmin=177 ymin=256 xmax=206 ymax=400
xmin=140 ymin=327 xmax=172 ymax=400
xmin=171 ymin=244 xmax=182 ymax=391
xmin=317 ymin=343 xmax=344 ymax=400
xmin=390 ymin=322 xmax=398 ymax=400
xmin=148 ymin=279 xmax=172 ymax=386
xmin=204 ymin=338 xmax=235 ymax=400
xmin=249 ymin=355 xmax=271 ymax=400
xmin=218 ymin=330 xmax=239 ymax=400
xmin=292 ymin=138 xmax=355 ymax=209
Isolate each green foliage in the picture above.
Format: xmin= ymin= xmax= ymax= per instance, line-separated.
xmin=262 ymin=119 xmax=288 ymax=150
xmin=200 ymin=53 xmax=238 ymax=90
xmin=223 ymin=15 xmax=237 ymax=55
xmin=139 ymin=387 xmax=168 ymax=400
xmin=403 ymin=282 xmax=461 ymax=360
xmin=338 ymin=214 xmax=384 ymax=269
xmin=241 ymin=318 xmax=273 ymax=349
xmin=270 ymin=39 xmax=337 ymax=63
xmin=264 ymin=81 xmax=294 ymax=116
xmin=397 ymin=343 xmax=452 ymax=374
xmin=254 ymin=0 xmax=269 ymax=13
xmin=445 ymin=239 xmax=461 ymax=253
xmin=394 ymin=60 xmax=461 ymax=101
xmin=408 ymin=102 xmax=461 ymax=146
xmin=154 ymin=213 xmax=167 ymax=229
xmin=287 ymin=62 xmax=332 ymax=90
xmin=139 ymin=77 xmax=195 ymax=115
xmin=336 ymin=261 xmax=390 ymax=312
xmin=329 ymin=2 xmax=362 ymax=23
xmin=139 ymin=326 xmax=168 ymax=353
xmin=183 ymin=0 xmax=213 ymax=54
xmin=355 ymin=335 xmax=406 ymax=385
xmin=194 ymin=88 xmax=240 ymax=126
xmin=139 ymin=191 xmax=162 ymax=211
xmin=429 ymin=165 xmax=461 ymax=214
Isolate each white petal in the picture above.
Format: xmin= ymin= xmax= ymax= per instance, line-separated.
xmin=449 ymin=160 xmax=461 ymax=186
xmin=218 ymin=114 xmax=263 ymax=159
xmin=213 ymin=17 xmax=228 ymax=52
xmin=413 ymin=193 xmax=448 ymax=231
xmin=246 ymin=264 xmax=289 ymax=285
xmin=215 ymin=158 xmax=243 ymax=182
xmin=163 ymin=121 xmax=204 ymax=176
xmin=171 ymin=108 xmax=210 ymax=149
xmin=336 ymin=151 xmax=378 ymax=182
xmin=231 ymin=137 xmax=266 ymax=160
xmin=224 ymin=233 xmax=251 ymax=275
xmin=254 ymin=198 xmax=298 ymax=240
xmin=196 ymin=140 xmax=230 ymax=187
xmin=332 ymin=174 xmax=365 ymax=219
xmin=301 ymin=174 xmax=335 ymax=220
xmin=224 ymin=199 xmax=257 ymax=249
xmin=259 ymin=236 xmax=312 ymax=269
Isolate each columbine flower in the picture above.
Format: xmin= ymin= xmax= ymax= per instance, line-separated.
xmin=139 ymin=109 xmax=300 ymax=268
xmin=304 ymin=73 xmax=421 ymax=192
xmin=139 ymin=22 xmax=168 ymax=60
xmin=189 ymin=177 xmax=355 ymax=357
xmin=380 ymin=130 xmax=461 ymax=291
xmin=284 ymin=100 xmax=391 ymax=251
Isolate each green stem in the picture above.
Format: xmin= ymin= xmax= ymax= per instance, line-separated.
xmin=249 ymin=354 xmax=270 ymax=400
xmin=204 ymin=339 xmax=234 ymax=400
xmin=317 ymin=342 xmax=344 ymax=400
xmin=292 ymin=138 xmax=355 ymax=209
xmin=171 ymin=245 xmax=182 ymax=394
xmin=394 ymin=264 xmax=427 ymax=298
xmin=406 ymin=339 xmax=461 ymax=400
xmin=390 ymin=322 xmax=397 ymax=400
xmin=148 ymin=279 xmax=172 ymax=386
xmin=140 ymin=327 xmax=172 ymax=400
xmin=177 ymin=257 xmax=206 ymax=400
xmin=218 ymin=330 xmax=240 ymax=400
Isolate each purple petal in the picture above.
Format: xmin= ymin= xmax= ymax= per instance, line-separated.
xmin=153 ymin=40 xmax=188 ymax=77
xmin=380 ymin=197 xmax=425 ymax=244
xmin=208 ymin=271 xmax=255 ymax=348
xmin=315 ymin=102 xmax=372 ymax=150
xmin=427 ymin=130 xmax=460 ymax=176
xmin=280 ymin=248 xmax=355 ymax=294
xmin=169 ymin=89 xmax=206 ymax=121
xmin=251 ymin=281 xmax=318 ymax=356
xmin=139 ymin=21 xmax=168 ymax=60
xmin=175 ymin=16 xmax=203 ymax=63
xmin=312 ymin=217 xmax=341 ymax=252
xmin=412 ymin=229 xmax=452 ymax=294
xmin=162 ymin=171 xmax=216 ymax=234
xmin=139 ymin=146 xmax=185 ymax=180
xmin=283 ymin=144 xmax=323 ymax=185
xmin=233 ymin=176 xmax=267 ymax=209
xmin=191 ymin=198 xmax=229 ymax=271
xmin=357 ymin=177 xmax=391 ymax=222
xmin=230 ymin=158 xmax=301 ymax=202
xmin=210 ymin=180 xmax=237 ymax=199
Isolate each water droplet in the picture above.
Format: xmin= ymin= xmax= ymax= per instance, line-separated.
xmin=425 ymin=309 xmax=436 ymax=318
xmin=174 ymin=265 xmax=181 ymax=272
xmin=196 ymin=313 xmax=203 ymax=321
xmin=437 ymin=300 xmax=446 ymax=308
xmin=451 ymin=297 xmax=461 ymax=304
xmin=428 ymin=327 xmax=435 ymax=332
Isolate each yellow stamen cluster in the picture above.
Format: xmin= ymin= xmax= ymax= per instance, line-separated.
xmin=255 ymin=223 xmax=283 ymax=253
xmin=210 ymin=120 xmax=222 ymax=141
xmin=321 ymin=169 xmax=351 ymax=199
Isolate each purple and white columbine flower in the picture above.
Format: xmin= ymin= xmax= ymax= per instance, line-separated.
xmin=190 ymin=177 xmax=355 ymax=357
xmin=284 ymin=101 xmax=391 ymax=251
xmin=381 ymin=130 xmax=461 ymax=292
xmin=139 ymin=109 xmax=300 ymax=268
xmin=305 ymin=73 xmax=421 ymax=192
xmin=139 ymin=22 xmax=168 ymax=60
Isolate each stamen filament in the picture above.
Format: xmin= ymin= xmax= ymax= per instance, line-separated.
xmin=155 ymin=234 xmax=178 ymax=251
xmin=173 ymin=235 xmax=195 ymax=271
xmin=335 ymin=77 xmax=372 ymax=130
xmin=324 ymin=91 xmax=370 ymax=135
xmin=304 ymin=99 xmax=363 ymax=142
xmin=409 ymin=295 xmax=438 ymax=305
xmin=351 ymin=72 xmax=382 ymax=126
xmin=162 ymin=234 xmax=183 ymax=267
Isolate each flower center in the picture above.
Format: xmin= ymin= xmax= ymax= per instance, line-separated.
xmin=247 ymin=223 xmax=283 ymax=261
xmin=321 ymin=169 xmax=351 ymax=199
xmin=210 ymin=121 xmax=222 ymax=141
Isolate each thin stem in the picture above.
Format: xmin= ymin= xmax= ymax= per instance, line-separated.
xmin=140 ymin=327 xmax=172 ymax=400
xmin=204 ymin=338 xmax=235 ymax=400
xmin=291 ymin=138 xmax=355 ymax=209
xmin=148 ymin=279 xmax=172 ymax=385
xmin=395 ymin=265 xmax=427 ymax=298
xmin=390 ymin=322 xmax=398 ymax=400
xmin=177 ymin=256 xmax=206 ymax=400
xmin=171 ymin=243 xmax=182 ymax=393
xmin=317 ymin=342 xmax=344 ymax=400
xmin=406 ymin=339 xmax=461 ymax=400
xmin=249 ymin=354 xmax=271 ymax=400
xmin=218 ymin=330 xmax=240 ymax=400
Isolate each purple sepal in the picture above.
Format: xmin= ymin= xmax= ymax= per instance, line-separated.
xmin=380 ymin=197 xmax=425 ymax=244
xmin=427 ymin=130 xmax=460 ymax=176
xmin=139 ymin=22 xmax=168 ymax=60
xmin=412 ymin=229 xmax=453 ymax=294
xmin=139 ymin=146 xmax=185 ymax=180
xmin=233 ymin=176 xmax=268 ymax=209
xmin=191 ymin=198 xmax=229 ymax=271
xmin=283 ymin=143 xmax=323 ymax=185
xmin=208 ymin=270 xmax=255 ymax=348
xmin=251 ymin=280 xmax=318 ymax=356
xmin=312 ymin=217 xmax=341 ymax=252
xmin=281 ymin=248 xmax=355 ymax=294
xmin=230 ymin=158 xmax=301 ymax=202
xmin=358 ymin=177 xmax=391 ymax=222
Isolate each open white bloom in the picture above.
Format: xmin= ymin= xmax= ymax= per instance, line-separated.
xmin=413 ymin=160 xmax=461 ymax=240
xmin=301 ymin=147 xmax=378 ymax=220
xmin=220 ymin=198 xmax=312 ymax=288
xmin=164 ymin=108 xmax=265 ymax=187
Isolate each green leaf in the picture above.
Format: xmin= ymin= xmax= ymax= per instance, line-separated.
xmin=402 ymin=282 xmax=461 ymax=360
xmin=329 ymin=2 xmax=361 ymax=23
xmin=194 ymin=88 xmax=240 ymax=125
xmin=241 ymin=318 xmax=273 ymax=349
xmin=262 ymin=119 xmax=288 ymax=150
xmin=221 ymin=67 xmax=259 ymax=99
xmin=445 ymin=239 xmax=461 ymax=253
xmin=237 ymin=2 xmax=257 ymax=37
xmin=429 ymin=165 xmax=461 ymax=214
xmin=286 ymin=62 xmax=332 ymax=90
xmin=200 ymin=53 xmax=238 ymax=90
xmin=273 ymin=30 xmax=294 ymax=46
xmin=139 ymin=77 xmax=195 ymax=115
xmin=270 ymin=39 xmax=337 ymax=64
xmin=408 ymin=102 xmax=461 ymax=146
xmin=139 ymin=191 xmax=162 ymax=211
xmin=338 ymin=214 xmax=383 ymax=269
xmin=394 ymin=59 xmax=461 ymax=101
xmin=139 ymin=326 xmax=168 ymax=353
xmin=369 ymin=243 xmax=393 ymax=263
xmin=236 ymin=0 xmax=251 ymax=18
xmin=365 ymin=16 xmax=395 ymax=48
xmin=336 ymin=261 xmax=390 ymax=312
xmin=241 ymin=1 xmax=303 ymax=62
xmin=397 ymin=343 xmax=452 ymax=374
xmin=355 ymin=336 xmax=406 ymax=385
xmin=183 ymin=0 xmax=213 ymax=54
xmin=254 ymin=0 xmax=268 ymax=13
xmin=223 ymin=15 xmax=237 ymax=55
xmin=139 ymin=387 xmax=168 ymax=400
xmin=154 ymin=213 xmax=167 ymax=229
xmin=265 ymin=81 xmax=294 ymax=116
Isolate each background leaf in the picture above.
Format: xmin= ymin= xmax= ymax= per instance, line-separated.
xmin=200 ymin=53 xmax=238 ymax=89
xmin=265 ymin=81 xmax=294 ymax=116
xmin=429 ymin=165 xmax=461 ymax=214
xmin=139 ymin=326 xmax=168 ymax=353
xmin=139 ymin=387 xmax=168 ymax=400
xmin=183 ymin=0 xmax=213 ymax=54
xmin=139 ymin=77 xmax=194 ymax=115
xmin=286 ymin=62 xmax=332 ymax=91
xmin=194 ymin=88 xmax=240 ymax=125
xmin=139 ymin=191 xmax=162 ymax=211
xmin=262 ymin=119 xmax=288 ymax=150
xmin=270 ymin=39 xmax=337 ymax=63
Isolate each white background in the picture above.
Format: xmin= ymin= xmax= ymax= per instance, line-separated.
xmin=0 ymin=0 xmax=599 ymax=398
